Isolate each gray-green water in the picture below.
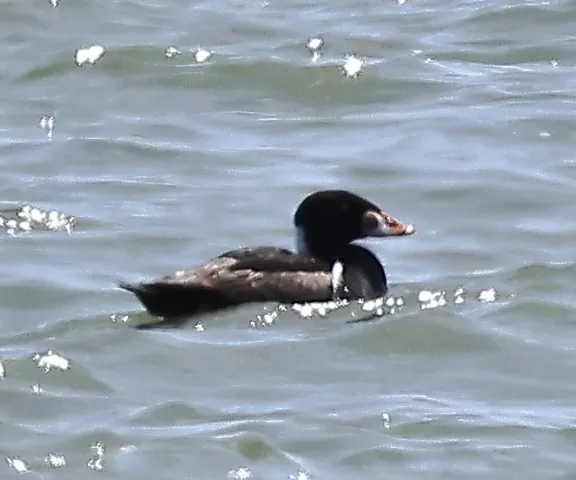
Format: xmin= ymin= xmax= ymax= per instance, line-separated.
xmin=1 ymin=0 xmax=575 ymax=477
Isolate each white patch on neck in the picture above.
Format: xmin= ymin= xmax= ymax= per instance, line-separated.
xmin=331 ymin=261 xmax=344 ymax=298
xmin=295 ymin=227 xmax=309 ymax=255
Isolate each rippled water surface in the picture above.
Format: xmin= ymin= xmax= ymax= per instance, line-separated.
xmin=1 ymin=0 xmax=575 ymax=477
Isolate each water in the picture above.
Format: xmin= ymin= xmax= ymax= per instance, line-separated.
xmin=1 ymin=0 xmax=575 ymax=477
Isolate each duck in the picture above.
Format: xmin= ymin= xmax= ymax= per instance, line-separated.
xmin=117 ymin=190 xmax=415 ymax=328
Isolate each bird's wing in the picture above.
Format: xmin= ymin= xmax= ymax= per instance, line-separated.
xmin=136 ymin=247 xmax=335 ymax=303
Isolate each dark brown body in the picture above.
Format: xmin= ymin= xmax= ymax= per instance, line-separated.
xmin=118 ymin=245 xmax=387 ymax=327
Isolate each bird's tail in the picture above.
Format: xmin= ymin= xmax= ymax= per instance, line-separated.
xmin=116 ymin=280 xmax=232 ymax=328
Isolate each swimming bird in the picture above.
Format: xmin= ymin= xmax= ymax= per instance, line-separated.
xmin=117 ymin=190 xmax=415 ymax=328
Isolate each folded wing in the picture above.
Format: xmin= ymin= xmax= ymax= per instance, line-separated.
xmin=117 ymin=247 xmax=335 ymax=319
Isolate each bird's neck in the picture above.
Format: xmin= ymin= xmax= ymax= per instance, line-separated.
xmin=294 ymin=227 xmax=349 ymax=260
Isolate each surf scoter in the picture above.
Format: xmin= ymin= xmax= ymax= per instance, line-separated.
xmin=117 ymin=190 xmax=415 ymax=328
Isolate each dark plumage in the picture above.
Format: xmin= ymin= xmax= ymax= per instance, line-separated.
xmin=117 ymin=190 xmax=415 ymax=328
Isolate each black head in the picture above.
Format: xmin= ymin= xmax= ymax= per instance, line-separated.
xmin=294 ymin=190 xmax=415 ymax=258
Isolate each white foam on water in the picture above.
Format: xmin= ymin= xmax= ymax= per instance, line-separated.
xmin=5 ymin=205 xmax=75 ymax=234
xmin=228 ymin=466 xmax=252 ymax=479
xmin=74 ymin=44 xmax=106 ymax=66
xmin=45 ymin=454 xmax=66 ymax=468
xmin=194 ymin=48 xmax=212 ymax=63
xmin=290 ymin=470 xmax=312 ymax=480
xmin=38 ymin=115 xmax=55 ymax=138
xmin=32 ymin=349 xmax=71 ymax=373
xmin=165 ymin=46 xmax=182 ymax=58
xmin=342 ymin=54 xmax=364 ymax=78
xmin=306 ymin=36 xmax=324 ymax=51
xmin=6 ymin=457 xmax=29 ymax=474
xmin=382 ymin=412 xmax=392 ymax=429
xmin=87 ymin=442 xmax=105 ymax=471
